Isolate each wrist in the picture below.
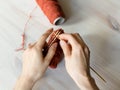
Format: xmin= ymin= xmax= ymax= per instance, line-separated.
xmin=14 ymin=75 xmax=35 ymax=90
xmin=71 ymin=72 xmax=99 ymax=90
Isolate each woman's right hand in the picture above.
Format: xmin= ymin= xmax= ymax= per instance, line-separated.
xmin=59 ymin=33 xmax=90 ymax=78
xmin=59 ymin=33 xmax=99 ymax=90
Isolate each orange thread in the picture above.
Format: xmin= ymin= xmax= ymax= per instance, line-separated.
xmin=16 ymin=6 xmax=37 ymax=51
xmin=36 ymin=0 xmax=65 ymax=25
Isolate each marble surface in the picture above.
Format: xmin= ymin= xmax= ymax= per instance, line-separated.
xmin=0 ymin=0 xmax=120 ymax=90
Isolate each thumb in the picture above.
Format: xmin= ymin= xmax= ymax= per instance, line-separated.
xmin=60 ymin=40 xmax=71 ymax=57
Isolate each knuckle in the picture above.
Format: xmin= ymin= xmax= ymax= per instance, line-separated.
xmin=75 ymin=33 xmax=79 ymax=36
xmin=35 ymin=45 xmax=41 ymax=50
xmin=77 ymin=44 xmax=83 ymax=50
xmin=33 ymin=47 xmax=38 ymax=51
xmin=77 ymin=33 xmax=80 ymax=36
xmin=73 ymin=44 xmax=83 ymax=54
xmin=68 ymin=34 xmax=74 ymax=38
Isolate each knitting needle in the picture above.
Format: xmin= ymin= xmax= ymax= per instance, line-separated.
xmin=90 ymin=66 xmax=106 ymax=83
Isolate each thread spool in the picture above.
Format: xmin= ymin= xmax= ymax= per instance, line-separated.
xmin=36 ymin=0 xmax=65 ymax=25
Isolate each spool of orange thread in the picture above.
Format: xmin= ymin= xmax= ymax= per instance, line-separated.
xmin=36 ymin=0 xmax=65 ymax=25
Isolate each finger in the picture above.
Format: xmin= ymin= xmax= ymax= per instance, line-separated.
xmin=44 ymin=43 xmax=58 ymax=65
xmin=60 ymin=40 xmax=71 ymax=56
xmin=36 ymin=28 xmax=53 ymax=50
xmin=74 ymin=33 xmax=90 ymax=54
xmin=84 ymin=47 xmax=90 ymax=60
xmin=59 ymin=33 xmax=80 ymax=49
xmin=75 ymin=33 xmax=87 ymax=46
xmin=28 ymin=42 xmax=36 ymax=48
xmin=84 ymin=47 xmax=90 ymax=69
xmin=74 ymin=33 xmax=90 ymax=52
xmin=73 ymin=33 xmax=90 ymax=60
xmin=72 ymin=33 xmax=86 ymax=49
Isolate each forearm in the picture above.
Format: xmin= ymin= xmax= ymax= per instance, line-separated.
xmin=14 ymin=75 xmax=35 ymax=90
xmin=72 ymin=73 xmax=99 ymax=90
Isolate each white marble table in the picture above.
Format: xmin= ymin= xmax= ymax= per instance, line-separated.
xmin=0 ymin=0 xmax=120 ymax=90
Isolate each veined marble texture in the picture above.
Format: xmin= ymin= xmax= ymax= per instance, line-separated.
xmin=0 ymin=0 xmax=120 ymax=90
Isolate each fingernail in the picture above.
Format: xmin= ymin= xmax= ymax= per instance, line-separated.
xmin=60 ymin=40 xmax=65 ymax=46
xmin=53 ymin=43 xmax=58 ymax=48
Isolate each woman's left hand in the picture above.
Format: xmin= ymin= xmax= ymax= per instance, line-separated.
xmin=22 ymin=28 xmax=57 ymax=82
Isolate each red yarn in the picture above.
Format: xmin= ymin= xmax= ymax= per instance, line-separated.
xmin=36 ymin=0 xmax=65 ymax=25
xmin=43 ymin=29 xmax=64 ymax=68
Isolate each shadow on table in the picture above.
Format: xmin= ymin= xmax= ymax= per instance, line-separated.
xmin=58 ymin=0 xmax=89 ymax=25
xmin=83 ymin=34 xmax=120 ymax=68
xmin=83 ymin=34 xmax=120 ymax=89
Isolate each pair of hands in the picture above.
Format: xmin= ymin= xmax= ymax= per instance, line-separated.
xmin=21 ymin=28 xmax=90 ymax=82
xmin=15 ymin=28 xmax=91 ymax=90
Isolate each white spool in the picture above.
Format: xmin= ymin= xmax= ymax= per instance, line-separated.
xmin=53 ymin=17 xmax=65 ymax=25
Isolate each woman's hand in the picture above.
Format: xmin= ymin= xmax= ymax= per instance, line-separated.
xmin=21 ymin=29 xmax=57 ymax=82
xmin=59 ymin=33 xmax=99 ymax=90
xmin=14 ymin=28 xmax=57 ymax=90
xmin=59 ymin=33 xmax=90 ymax=78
